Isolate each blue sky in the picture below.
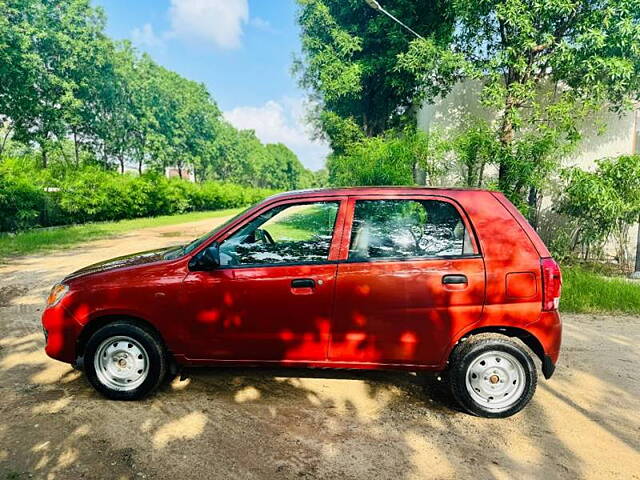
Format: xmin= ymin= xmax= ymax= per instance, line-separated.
xmin=94 ymin=0 xmax=329 ymax=170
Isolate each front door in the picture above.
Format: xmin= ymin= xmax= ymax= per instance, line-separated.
xmin=182 ymin=198 xmax=346 ymax=362
xmin=329 ymin=196 xmax=486 ymax=366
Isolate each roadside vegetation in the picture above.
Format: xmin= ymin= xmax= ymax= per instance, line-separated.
xmin=561 ymin=265 xmax=640 ymax=314
xmin=0 ymin=208 xmax=242 ymax=259
xmin=0 ymin=157 xmax=274 ymax=232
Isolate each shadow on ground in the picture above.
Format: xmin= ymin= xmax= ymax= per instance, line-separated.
xmin=1 ymin=313 xmax=639 ymax=480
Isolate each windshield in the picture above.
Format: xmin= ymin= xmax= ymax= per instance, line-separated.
xmin=163 ymin=206 xmax=254 ymax=260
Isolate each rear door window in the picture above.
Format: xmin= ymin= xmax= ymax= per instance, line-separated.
xmin=348 ymin=199 xmax=475 ymax=260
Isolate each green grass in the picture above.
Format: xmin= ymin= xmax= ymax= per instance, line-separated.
xmin=0 ymin=208 xmax=242 ymax=259
xmin=561 ymin=265 xmax=640 ymax=314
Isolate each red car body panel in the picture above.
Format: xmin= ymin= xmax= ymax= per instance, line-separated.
xmin=42 ymin=187 xmax=562 ymax=375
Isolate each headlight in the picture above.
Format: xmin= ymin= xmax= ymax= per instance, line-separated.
xmin=46 ymin=284 xmax=69 ymax=308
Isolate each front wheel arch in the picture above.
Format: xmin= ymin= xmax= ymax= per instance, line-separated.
xmin=76 ymin=315 xmax=167 ymax=367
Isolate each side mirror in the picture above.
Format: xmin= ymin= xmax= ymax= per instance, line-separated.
xmin=188 ymin=244 xmax=220 ymax=271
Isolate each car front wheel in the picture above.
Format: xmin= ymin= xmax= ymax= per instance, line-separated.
xmin=448 ymin=333 xmax=537 ymax=418
xmin=84 ymin=321 xmax=167 ymax=400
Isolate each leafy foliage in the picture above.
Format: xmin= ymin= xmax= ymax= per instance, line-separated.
xmin=295 ymin=0 xmax=454 ymax=148
xmin=0 ymin=159 xmax=274 ymax=232
xmin=328 ymin=129 xmax=448 ymax=187
xmin=397 ymin=0 xmax=640 ymax=207
xmin=297 ymin=0 xmax=640 ymax=218
xmin=559 ymin=155 xmax=640 ymax=267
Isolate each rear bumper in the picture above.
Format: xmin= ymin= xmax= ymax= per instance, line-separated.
xmin=542 ymin=355 xmax=556 ymax=379
xmin=525 ymin=310 xmax=562 ymax=376
xmin=532 ymin=310 xmax=562 ymax=363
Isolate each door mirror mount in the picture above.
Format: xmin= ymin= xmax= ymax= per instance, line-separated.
xmin=189 ymin=243 xmax=220 ymax=271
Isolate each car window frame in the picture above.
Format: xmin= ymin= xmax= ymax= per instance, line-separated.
xmin=192 ymin=196 xmax=349 ymax=270
xmin=339 ymin=194 xmax=482 ymax=264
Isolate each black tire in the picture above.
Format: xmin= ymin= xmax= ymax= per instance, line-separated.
xmin=448 ymin=333 xmax=537 ymax=418
xmin=84 ymin=321 xmax=167 ymax=400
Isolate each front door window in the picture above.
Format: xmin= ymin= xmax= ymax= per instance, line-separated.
xmin=219 ymin=201 xmax=340 ymax=266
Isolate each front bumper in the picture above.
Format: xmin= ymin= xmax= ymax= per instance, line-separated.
xmin=41 ymin=304 xmax=82 ymax=364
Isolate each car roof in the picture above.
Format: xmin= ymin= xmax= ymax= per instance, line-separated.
xmin=266 ymin=186 xmax=492 ymax=201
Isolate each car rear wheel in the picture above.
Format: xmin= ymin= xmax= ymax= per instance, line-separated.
xmin=448 ymin=333 xmax=537 ymax=418
xmin=84 ymin=321 xmax=167 ymax=400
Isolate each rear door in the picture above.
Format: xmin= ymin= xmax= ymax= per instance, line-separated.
xmin=329 ymin=195 xmax=486 ymax=366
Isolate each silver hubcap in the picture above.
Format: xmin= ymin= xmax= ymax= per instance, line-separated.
xmin=465 ymin=350 xmax=526 ymax=412
xmin=94 ymin=336 xmax=149 ymax=391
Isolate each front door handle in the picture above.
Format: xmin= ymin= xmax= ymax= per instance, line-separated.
xmin=291 ymin=278 xmax=316 ymax=288
xmin=442 ymin=274 xmax=468 ymax=285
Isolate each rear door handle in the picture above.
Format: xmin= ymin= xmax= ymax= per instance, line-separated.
xmin=442 ymin=274 xmax=468 ymax=285
xmin=291 ymin=278 xmax=315 ymax=288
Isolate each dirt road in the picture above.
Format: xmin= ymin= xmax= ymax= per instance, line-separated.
xmin=1 ymin=217 xmax=639 ymax=479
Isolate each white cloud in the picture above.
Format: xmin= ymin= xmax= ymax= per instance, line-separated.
xmin=250 ymin=17 xmax=275 ymax=33
xmin=168 ymin=0 xmax=249 ymax=50
xmin=131 ymin=23 xmax=165 ymax=49
xmin=224 ymin=98 xmax=330 ymax=170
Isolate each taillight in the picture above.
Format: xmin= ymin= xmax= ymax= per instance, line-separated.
xmin=541 ymin=258 xmax=562 ymax=311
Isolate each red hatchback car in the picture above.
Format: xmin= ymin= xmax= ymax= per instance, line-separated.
xmin=42 ymin=187 xmax=561 ymax=417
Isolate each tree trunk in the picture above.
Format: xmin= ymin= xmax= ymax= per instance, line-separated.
xmin=498 ymin=96 xmax=515 ymax=192
xmin=102 ymin=148 xmax=109 ymax=169
xmin=42 ymin=145 xmax=48 ymax=168
xmin=138 ymin=158 xmax=143 ymax=175
xmin=73 ymin=130 xmax=80 ymax=166
xmin=527 ymin=186 xmax=539 ymax=230
xmin=413 ymin=162 xmax=426 ymax=185
xmin=477 ymin=161 xmax=485 ymax=188
xmin=634 ymin=214 xmax=640 ymax=274
xmin=58 ymin=141 xmax=69 ymax=164
xmin=118 ymin=155 xmax=125 ymax=174
xmin=0 ymin=127 xmax=11 ymax=156
xmin=177 ymin=164 xmax=183 ymax=179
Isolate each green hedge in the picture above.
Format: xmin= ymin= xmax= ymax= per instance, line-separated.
xmin=0 ymin=163 xmax=275 ymax=233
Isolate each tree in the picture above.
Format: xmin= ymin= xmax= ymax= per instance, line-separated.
xmin=398 ymin=0 xmax=640 ymax=210
xmin=449 ymin=118 xmax=496 ymax=188
xmin=204 ymin=125 xmax=261 ymax=184
xmin=0 ymin=0 xmax=39 ymax=156
xmin=0 ymin=0 xmax=110 ymax=166
xmin=295 ymin=0 xmax=454 ymax=152
xmin=597 ymin=155 xmax=640 ymax=270
xmin=1 ymin=0 xmax=311 ymax=191
xmin=259 ymin=143 xmax=307 ymax=190
xmin=328 ymin=129 xmax=447 ymax=187
xmin=559 ymin=155 xmax=640 ymax=268
xmin=135 ymin=62 xmax=220 ymax=179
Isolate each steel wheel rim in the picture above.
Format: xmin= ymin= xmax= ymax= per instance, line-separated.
xmin=94 ymin=336 xmax=149 ymax=391
xmin=465 ymin=350 xmax=527 ymax=412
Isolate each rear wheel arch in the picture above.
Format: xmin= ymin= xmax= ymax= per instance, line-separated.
xmin=447 ymin=332 xmax=538 ymax=417
xmin=449 ymin=326 xmax=545 ymax=368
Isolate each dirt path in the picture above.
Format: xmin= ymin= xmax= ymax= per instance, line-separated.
xmin=0 ymin=217 xmax=639 ymax=479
